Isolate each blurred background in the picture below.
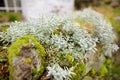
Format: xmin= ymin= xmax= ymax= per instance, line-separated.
xmin=0 ymin=0 xmax=120 ymax=22
xmin=0 ymin=0 xmax=120 ymax=80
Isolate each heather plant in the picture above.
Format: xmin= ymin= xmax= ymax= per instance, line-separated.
xmin=0 ymin=8 xmax=118 ymax=80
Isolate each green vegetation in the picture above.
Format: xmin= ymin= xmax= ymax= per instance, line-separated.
xmin=93 ymin=7 xmax=120 ymax=37
xmin=0 ymin=25 xmax=9 ymax=32
xmin=113 ymin=8 xmax=120 ymax=16
xmin=0 ymin=5 xmax=120 ymax=80
xmin=72 ymin=63 xmax=86 ymax=80
xmin=0 ymin=46 xmax=9 ymax=80
xmin=110 ymin=17 xmax=120 ymax=35
xmin=0 ymin=12 xmax=22 ymax=22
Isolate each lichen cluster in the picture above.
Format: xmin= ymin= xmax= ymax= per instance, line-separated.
xmin=0 ymin=8 xmax=118 ymax=80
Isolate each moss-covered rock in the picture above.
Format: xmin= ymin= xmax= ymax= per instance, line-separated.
xmin=8 ymin=35 xmax=46 ymax=80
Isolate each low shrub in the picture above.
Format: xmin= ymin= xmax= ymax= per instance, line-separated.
xmin=0 ymin=8 xmax=118 ymax=80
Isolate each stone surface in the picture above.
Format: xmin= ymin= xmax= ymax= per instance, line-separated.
xmin=8 ymin=35 xmax=46 ymax=80
xmin=115 ymin=16 xmax=120 ymax=21
xmin=111 ymin=0 xmax=119 ymax=8
xmin=82 ymin=76 xmax=93 ymax=80
xmin=12 ymin=46 xmax=40 ymax=80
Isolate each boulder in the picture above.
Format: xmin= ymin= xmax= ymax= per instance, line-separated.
xmin=8 ymin=35 xmax=46 ymax=80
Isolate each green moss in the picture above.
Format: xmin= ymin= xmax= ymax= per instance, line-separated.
xmin=90 ymin=68 xmax=96 ymax=76
xmin=71 ymin=62 xmax=86 ymax=80
xmin=33 ymin=65 xmax=46 ymax=80
xmin=104 ymin=58 xmax=120 ymax=80
xmin=60 ymin=54 xmax=86 ymax=79
xmin=66 ymin=54 xmax=74 ymax=65
xmin=64 ymin=54 xmax=86 ymax=79
xmin=8 ymin=35 xmax=46 ymax=80
xmin=112 ymin=65 xmax=120 ymax=76
xmin=24 ymin=58 xmax=32 ymax=63
xmin=99 ymin=64 xmax=108 ymax=77
xmin=35 ymin=65 xmax=45 ymax=80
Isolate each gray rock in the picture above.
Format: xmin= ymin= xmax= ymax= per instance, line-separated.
xmin=115 ymin=16 xmax=120 ymax=21
xmin=12 ymin=45 xmax=41 ymax=80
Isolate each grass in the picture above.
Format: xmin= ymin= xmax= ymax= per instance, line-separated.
xmin=0 ymin=12 xmax=22 ymax=23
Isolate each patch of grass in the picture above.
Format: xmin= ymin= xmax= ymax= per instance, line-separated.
xmin=0 ymin=12 xmax=22 ymax=22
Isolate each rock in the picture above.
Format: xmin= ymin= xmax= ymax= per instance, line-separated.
xmin=93 ymin=54 xmax=106 ymax=72
xmin=115 ymin=16 xmax=120 ymax=21
xmin=12 ymin=46 xmax=40 ymax=80
xmin=8 ymin=35 xmax=46 ymax=80
xmin=82 ymin=76 xmax=93 ymax=80
xmin=111 ymin=0 xmax=119 ymax=8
